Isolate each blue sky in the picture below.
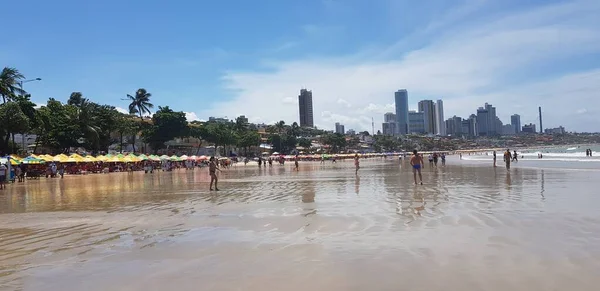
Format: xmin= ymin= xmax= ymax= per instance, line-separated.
xmin=2 ymin=0 xmax=599 ymax=132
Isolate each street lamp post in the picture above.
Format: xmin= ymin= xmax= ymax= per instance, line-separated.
xmin=18 ymin=78 xmax=42 ymax=155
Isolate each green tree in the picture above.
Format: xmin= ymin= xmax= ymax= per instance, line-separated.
xmin=141 ymin=106 xmax=187 ymax=152
xmin=67 ymin=92 xmax=85 ymax=107
xmin=127 ymin=88 xmax=154 ymax=152
xmin=0 ymin=67 xmax=25 ymax=104
xmin=297 ymin=137 xmax=312 ymax=149
xmin=0 ymin=102 xmax=29 ymax=153
xmin=203 ymin=122 xmax=236 ymax=156
xmin=188 ymin=124 xmax=208 ymax=155
xmin=35 ymin=99 xmax=80 ymax=153
xmin=321 ymin=133 xmax=347 ymax=153
xmin=236 ymin=130 xmax=261 ymax=156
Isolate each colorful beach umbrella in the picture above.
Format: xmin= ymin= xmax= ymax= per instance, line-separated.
xmin=21 ymin=156 xmax=46 ymax=164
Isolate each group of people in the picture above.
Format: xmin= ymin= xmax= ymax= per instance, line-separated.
xmin=586 ymin=149 xmax=594 ymax=157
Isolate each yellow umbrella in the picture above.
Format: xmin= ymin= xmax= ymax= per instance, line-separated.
xmin=95 ymin=155 xmax=107 ymax=161
xmin=106 ymin=156 xmax=123 ymax=163
xmin=69 ymin=153 xmax=84 ymax=160
xmin=53 ymin=154 xmax=69 ymax=162
xmin=83 ymin=156 xmax=98 ymax=162
xmin=125 ymin=154 xmax=141 ymax=162
xmin=38 ymin=154 xmax=55 ymax=162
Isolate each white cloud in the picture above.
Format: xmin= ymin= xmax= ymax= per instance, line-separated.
xmin=184 ymin=112 xmax=201 ymax=121
xmin=199 ymin=0 xmax=600 ymax=132
xmin=115 ymin=107 xmax=129 ymax=114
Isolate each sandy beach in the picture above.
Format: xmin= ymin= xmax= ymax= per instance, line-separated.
xmin=1 ymin=157 xmax=599 ymax=290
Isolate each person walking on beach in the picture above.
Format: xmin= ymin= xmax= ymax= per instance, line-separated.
xmin=294 ymin=154 xmax=299 ymax=171
xmin=503 ymin=149 xmax=512 ymax=171
xmin=354 ymin=154 xmax=360 ymax=175
xmin=512 ymin=150 xmax=518 ymax=162
xmin=441 ymin=153 xmax=446 ymax=166
xmin=0 ymin=163 xmax=7 ymax=190
xmin=493 ymin=151 xmax=497 ymax=167
xmin=428 ymin=154 xmax=433 ymax=167
xmin=410 ymin=150 xmax=424 ymax=185
xmin=209 ymin=157 xmax=222 ymax=191
xmin=433 ymin=153 xmax=439 ymax=167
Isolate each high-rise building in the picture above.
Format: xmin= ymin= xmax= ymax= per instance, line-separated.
xmin=408 ymin=111 xmax=425 ymax=134
xmin=418 ymin=100 xmax=436 ymax=134
xmin=384 ymin=112 xmax=396 ymax=123
xmin=495 ymin=116 xmax=503 ymax=135
xmin=468 ymin=114 xmax=478 ymax=136
xmin=394 ymin=90 xmax=409 ymax=135
xmin=435 ymin=100 xmax=446 ymax=136
xmin=522 ymin=123 xmax=536 ymax=133
xmin=298 ymin=89 xmax=314 ymax=127
xmin=502 ymin=124 xmax=515 ymax=135
xmin=476 ymin=107 xmax=489 ymax=136
xmin=485 ymin=103 xmax=497 ymax=135
xmin=382 ymin=122 xmax=397 ymax=136
xmin=445 ymin=116 xmax=463 ymax=136
xmin=511 ymin=114 xmax=521 ymax=134
xmin=335 ymin=122 xmax=345 ymax=134
xmin=346 ymin=129 xmax=356 ymax=135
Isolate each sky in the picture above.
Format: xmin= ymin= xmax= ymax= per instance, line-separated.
xmin=2 ymin=0 xmax=599 ymax=132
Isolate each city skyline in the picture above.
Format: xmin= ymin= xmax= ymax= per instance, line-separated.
xmin=3 ymin=0 xmax=598 ymax=132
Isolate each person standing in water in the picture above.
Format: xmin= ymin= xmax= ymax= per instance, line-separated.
xmin=433 ymin=153 xmax=439 ymax=167
xmin=410 ymin=150 xmax=424 ymax=185
xmin=428 ymin=154 xmax=433 ymax=167
xmin=209 ymin=157 xmax=221 ymax=191
xmin=512 ymin=150 xmax=518 ymax=162
xmin=503 ymin=149 xmax=512 ymax=171
xmin=493 ymin=151 xmax=497 ymax=167
xmin=354 ymin=154 xmax=360 ymax=175
xmin=294 ymin=154 xmax=299 ymax=171
xmin=441 ymin=153 xmax=446 ymax=166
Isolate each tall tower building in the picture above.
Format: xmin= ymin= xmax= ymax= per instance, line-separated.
xmin=384 ymin=112 xmax=396 ymax=123
xmin=394 ymin=90 xmax=409 ymax=135
xmin=335 ymin=122 xmax=345 ymax=134
xmin=484 ymin=103 xmax=497 ymax=135
xmin=435 ymin=100 xmax=446 ymax=136
xmin=418 ymin=100 xmax=436 ymax=134
xmin=511 ymin=114 xmax=521 ymax=134
xmin=298 ymin=89 xmax=314 ymax=127
xmin=476 ymin=107 xmax=489 ymax=136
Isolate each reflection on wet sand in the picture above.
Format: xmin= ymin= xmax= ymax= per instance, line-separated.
xmin=1 ymin=158 xmax=600 ymax=290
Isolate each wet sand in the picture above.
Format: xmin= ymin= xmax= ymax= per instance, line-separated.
xmin=1 ymin=158 xmax=600 ymax=290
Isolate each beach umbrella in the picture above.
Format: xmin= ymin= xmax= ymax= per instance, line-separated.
xmin=149 ymin=155 xmax=161 ymax=161
xmin=160 ymin=155 xmax=170 ymax=160
xmin=53 ymin=154 xmax=69 ymax=162
xmin=125 ymin=153 xmax=141 ymax=162
xmin=137 ymin=154 xmax=149 ymax=160
xmin=189 ymin=155 xmax=198 ymax=160
xmin=21 ymin=156 xmax=46 ymax=164
xmin=95 ymin=155 xmax=108 ymax=161
xmin=83 ymin=156 xmax=98 ymax=162
xmin=198 ymin=155 xmax=208 ymax=161
xmin=169 ymin=155 xmax=181 ymax=161
xmin=106 ymin=156 xmax=123 ymax=163
xmin=272 ymin=152 xmax=280 ymax=155
xmin=180 ymin=155 xmax=189 ymax=160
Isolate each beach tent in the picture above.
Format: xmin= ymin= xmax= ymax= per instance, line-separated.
xmin=21 ymin=156 xmax=46 ymax=164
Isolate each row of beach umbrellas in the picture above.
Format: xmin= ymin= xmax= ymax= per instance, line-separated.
xmin=3 ymin=153 xmax=211 ymax=165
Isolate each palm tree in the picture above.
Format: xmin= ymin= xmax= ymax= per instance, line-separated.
xmin=127 ymin=88 xmax=153 ymax=122
xmin=126 ymin=88 xmax=153 ymax=153
xmin=0 ymin=67 xmax=26 ymax=103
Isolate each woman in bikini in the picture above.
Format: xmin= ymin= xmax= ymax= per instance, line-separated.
xmin=209 ymin=157 xmax=221 ymax=191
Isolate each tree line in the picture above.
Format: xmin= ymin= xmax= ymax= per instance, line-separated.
xmin=1 ymin=67 xmax=363 ymax=156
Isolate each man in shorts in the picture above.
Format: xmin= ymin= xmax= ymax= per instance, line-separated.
xmin=410 ymin=150 xmax=424 ymax=185
xmin=0 ymin=163 xmax=7 ymax=190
